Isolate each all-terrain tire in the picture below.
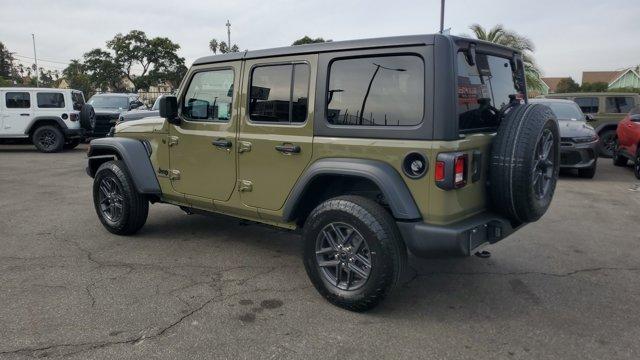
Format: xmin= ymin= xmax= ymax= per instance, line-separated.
xmin=302 ymin=195 xmax=406 ymax=312
xmin=489 ymin=103 xmax=560 ymax=223
xmin=80 ymin=104 xmax=95 ymax=131
xmin=63 ymin=139 xmax=81 ymax=150
xmin=93 ymin=160 xmax=148 ymax=235
xmin=32 ymin=125 xmax=64 ymax=153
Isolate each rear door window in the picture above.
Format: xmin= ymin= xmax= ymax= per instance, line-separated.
xmin=37 ymin=92 xmax=65 ymax=108
xmin=5 ymin=92 xmax=31 ymax=108
xmin=605 ymin=96 xmax=635 ymax=113
xmin=457 ymin=52 xmax=522 ymax=132
xmin=574 ymin=97 xmax=599 ymax=114
xmin=249 ymin=63 xmax=310 ymax=124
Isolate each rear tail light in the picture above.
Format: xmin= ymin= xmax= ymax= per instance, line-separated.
xmin=70 ymin=113 xmax=79 ymax=122
xmin=454 ymin=154 xmax=467 ymax=188
xmin=435 ymin=152 xmax=469 ymax=190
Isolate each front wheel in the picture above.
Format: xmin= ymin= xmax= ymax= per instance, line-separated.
xmin=93 ymin=160 xmax=148 ymax=235
xmin=598 ymin=130 xmax=617 ymax=158
xmin=303 ymin=195 xmax=406 ymax=312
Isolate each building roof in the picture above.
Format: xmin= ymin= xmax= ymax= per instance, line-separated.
xmin=581 ymin=71 xmax=624 ymax=84
xmin=541 ymin=77 xmax=570 ymax=93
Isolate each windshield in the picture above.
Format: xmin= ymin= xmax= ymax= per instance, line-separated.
xmin=457 ymin=51 xmax=523 ymax=132
xmin=545 ymin=102 xmax=584 ymax=121
xmin=88 ymin=96 xmax=129 ymax=110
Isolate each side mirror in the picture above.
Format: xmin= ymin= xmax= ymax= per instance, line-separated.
xmin=159 ymin=96 xmax=180 ymax=125
xmin=585 ymin=114 xmax=595 ymax=122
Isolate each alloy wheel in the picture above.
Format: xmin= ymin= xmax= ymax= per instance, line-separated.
xmin=315 ymin=222 xmax=371 ymax=291
xmin=533 ymin=129 xmax=555 ymax=199
xmin=601 ymin=132 xmax=617 ymax=156
xmin=98 ymin=177 xmax=124 ymax=222
xmin=37 ymin=129 xmax=57 ymax=150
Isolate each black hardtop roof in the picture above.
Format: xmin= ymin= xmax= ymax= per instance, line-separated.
xmin=193 ymin=34 xmax=520 ymax=66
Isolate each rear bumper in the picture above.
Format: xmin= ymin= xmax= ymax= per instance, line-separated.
xmin=63 ymin=128 xmax=85 ymax=139
xmin=397 ymin=212 xmax=522 ymax=257
xmin=560 ymin=141 xmax=598 ymax=169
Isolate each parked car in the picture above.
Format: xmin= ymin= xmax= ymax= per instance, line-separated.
xmin=86 ymin=34 xmax=560 ymax=311
xmin=544 ymin=92 xmax=640 ymax=157
xmin=530 ymin=99 xmax=598 ymax=178
xmin=117 ymin=95 xmax=165 ymax=124
xmin=0 ymin=87 xmax=93 ymax=152
xmin=87 ymin=93 xmax=145 ymax=137
xmin=613 ymin=107 xmax=640 ymax=179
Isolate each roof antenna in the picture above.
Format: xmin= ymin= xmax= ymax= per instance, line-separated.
xmin=439 ymin=0 xmax=445 ymax=34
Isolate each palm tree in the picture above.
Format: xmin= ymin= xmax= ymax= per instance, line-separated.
xmin=209 ymin=39 xmax=218 ymax=54
xmin=468 ymin=24 xmax=545 ymax=92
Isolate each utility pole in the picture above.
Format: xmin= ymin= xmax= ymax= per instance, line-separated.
xmin=31 ymin=33 xmax=39 ymax=87
xmin=439 ymin=0 xmax=445 ymax=34
xmin=225 ymin=20 xmax=231 ymax=47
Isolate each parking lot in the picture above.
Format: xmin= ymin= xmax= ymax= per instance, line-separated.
xmin=0 ymin=144 xmax=638 ymax=360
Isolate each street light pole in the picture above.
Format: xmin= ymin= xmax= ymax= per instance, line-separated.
xmin=225 ymin=20 xmax=231 ymax=47
xmin=31 ymin=33 xmax=39 ymax=87
xmin=439 ymin=0 xmax=445 ymax=34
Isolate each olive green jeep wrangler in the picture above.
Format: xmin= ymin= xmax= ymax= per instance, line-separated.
xmin=86 ymin=34 xmax=560 ymax=311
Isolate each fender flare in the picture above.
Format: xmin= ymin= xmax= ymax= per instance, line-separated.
xmin=282 ymin=158 xmax=422 ymax=221
xmin=24 ymin=116 xmax=68 ymax=135
xmin=87 ymin=137 xmax=161 ymax=195
xmin=594 ymin=122 xmax=619 ymax=134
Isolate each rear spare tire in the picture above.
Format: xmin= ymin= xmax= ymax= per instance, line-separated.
xmin=80 ymin=104 xmax=95 ymax=131
xmin=489 ymin=103 xmax=560 ymax=223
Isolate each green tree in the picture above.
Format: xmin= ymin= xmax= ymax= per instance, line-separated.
xmin=209 ymin=39 xmax=240 ymax=54
xmin=556 ymin=77 xmax=580 ymax=93
xmin=292 ymin=36 xmax=330 ymax=45
xmin=468 ymin=24 xmax=544 ymax=92
xmin=62 ymin=59 xmax=94 ymax=97
xmin=82 ymin=48 xmax=124 ymax=91
xmin=0 ymin=41 xmax=15 ymax=79
xmin=580 ymin=82 xmax=608 ymax=92
xmin=209 ymin=39 xmax=219 ymax=54
xmin=105 ymin=30 xmax=185 ymax=91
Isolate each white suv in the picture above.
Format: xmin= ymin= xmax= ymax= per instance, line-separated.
xmin=0 ymin=88 xmax=94 ymax=152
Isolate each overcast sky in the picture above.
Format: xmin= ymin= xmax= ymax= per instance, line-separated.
xmin=1 ymin=0 xmax=638 ymax=82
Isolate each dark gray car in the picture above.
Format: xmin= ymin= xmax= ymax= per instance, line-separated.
xmin=118 ymin=95 xmax=165 ymax=123
xmin=531 ymin=99 xmax=598 ymax=178
xmin=87 ymin=93 xmax=144 ymax=137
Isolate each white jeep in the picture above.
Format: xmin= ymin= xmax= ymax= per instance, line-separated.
xmin=0 ymin=88 xmax=94 ymax=152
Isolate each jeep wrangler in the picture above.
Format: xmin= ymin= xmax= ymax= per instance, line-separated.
xmin=0 ymin=88 xmax=94 ymax=152
xmin=86 ymin=34 xmax=560 ymax=311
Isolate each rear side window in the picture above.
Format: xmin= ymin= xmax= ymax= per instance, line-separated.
xmin=326 ymin=55 xmax=424 ymax=126
xmin=72 ymin=92 xmax=85 ymax=111
xmin=605 ymin=96 xmax=635 ymax=113
xmin=574 ymin=97 xmax=599 ymax=114
xmin=249 ymin=63 xmax=310 ymax=123
xmin=182 ymin=69 xmax=234 ymax=122
xmin=5 ymin=92 xmax=30 ymax=108
xmin=37 ymin=92 xmax=65 ymax=108
xmin=457 ymin=52 xmax=521 ymax=132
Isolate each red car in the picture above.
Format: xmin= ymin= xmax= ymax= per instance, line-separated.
xmin=614 ymin=107 xmax=640 ymax=179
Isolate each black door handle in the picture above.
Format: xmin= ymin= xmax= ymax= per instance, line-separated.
xmin=212 ymin=138 xmax=232 ymax=149
xmin=275 ymin=144 xmax=301 ymax=154
xmin=20 ymin=113 xmax=30 ymax=116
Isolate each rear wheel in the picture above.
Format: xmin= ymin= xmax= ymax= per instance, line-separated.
xmin=93 ymin=160 xmax=148 ymax=235
xmin=32 ymin=125 xmax=64 ymax=153
xmin=598 ymin=129 xmax=617 ymax=158
xmin=303 ymin=195 xmax=406 ymax=312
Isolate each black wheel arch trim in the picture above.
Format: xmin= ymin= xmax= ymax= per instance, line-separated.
xmin=594 ymin=122 xmax=619 ymax=134
xmin=24 ymin=116 xmax=68 ymax=135
xmin=283 ymin=158 xmax=422 ymax=221
xmin=86 ymin=137 xmax=161 ymax=195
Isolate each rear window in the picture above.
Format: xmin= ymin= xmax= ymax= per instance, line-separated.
xmin=37 ymin=92 xmax=65 ymax=108
xmin=457 ymin=52 xmax=522 ymax=132
xmin=605 ymin=96 xmax=635 ymax=113
xmin=326 ymin=55 xmax=424 ymax=126
xmin=574 ymin=97 xmax=599 ymax=114
xmin=72 ymin=92 xmax=85 ymax=111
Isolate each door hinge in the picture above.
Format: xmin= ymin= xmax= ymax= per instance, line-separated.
xmin=237 ymin=141 xmax=252 ymax=153
xmin=238 ymin=180 xmax=253 ymax=192
xmin=168 ymin=136 xmax=179 ymax=147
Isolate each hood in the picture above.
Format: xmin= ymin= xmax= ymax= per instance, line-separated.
xmin=121 ymin=110 xmax=160 ymax=122
xmin=558 ymin=120 xmax=596 ymax=138
xmin=93 ymin=108 xmax=126 ymax=115
xmin=116 ymin=116 xmax=166 ymax=133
